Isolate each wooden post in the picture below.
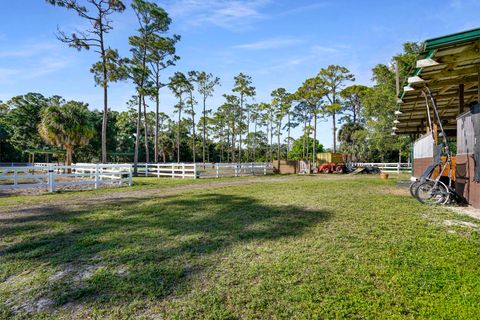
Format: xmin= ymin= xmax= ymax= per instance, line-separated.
xmin=193 ymin=163 xmax=197 ymax=179
xmin=459 ymin=83 xmax=465 ymax=114
xmin=216 ymin=163 xmax=219 ymax=178
xmin=145 ymin=163 xmax=148 ymax=177
xmin=157 ymin=164 xmax=160 ymax=178
xmin=172 ymin=163 xmax=175 ymax=178
xmin=182 ymin=163 xmax=185 ymax=179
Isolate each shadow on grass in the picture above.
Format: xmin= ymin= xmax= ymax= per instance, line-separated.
xmin=1 ymin=192 xmax=331 ymax=311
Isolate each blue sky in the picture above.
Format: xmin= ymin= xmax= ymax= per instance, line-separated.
xmin=0 ymin=0 xmax=479 ymax=148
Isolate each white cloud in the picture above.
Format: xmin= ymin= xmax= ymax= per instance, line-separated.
xmin=162 ymin=0 xmax=271 ymax=30
xmin=234 ymin=37 xmax=303 ymax=50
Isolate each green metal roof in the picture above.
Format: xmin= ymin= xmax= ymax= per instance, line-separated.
xmin=424 ymin=28 xmax=480 ymax=51
xmin=395 ymin=27 xmax=480 ymax=134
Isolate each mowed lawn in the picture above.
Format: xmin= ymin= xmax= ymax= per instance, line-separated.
xmin=1 ymin=175 xmax=480 ymax=319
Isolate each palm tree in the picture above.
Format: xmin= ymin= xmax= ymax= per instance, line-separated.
xmin=39 ymin=100 xmax=95 ymax=166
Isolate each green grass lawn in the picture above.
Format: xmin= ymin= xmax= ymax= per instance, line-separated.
xmin=1 ymin=175 xmax=480 ymax=319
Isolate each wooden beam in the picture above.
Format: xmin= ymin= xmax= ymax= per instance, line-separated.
xmin=459 ymin=83 xmax=465 ymax=113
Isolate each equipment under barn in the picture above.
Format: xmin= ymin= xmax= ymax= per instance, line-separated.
xmin=394 ymin=28 xmax=480 ymax=208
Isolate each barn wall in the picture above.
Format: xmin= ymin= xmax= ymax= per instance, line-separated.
xmin=413 ymin=133 xmax=435 ymax=178
xmin=456 ymin=112 xmax=480 ymax=208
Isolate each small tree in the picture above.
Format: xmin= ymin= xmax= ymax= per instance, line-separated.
xmin=39 ymin=100 xmax=95 ymax=166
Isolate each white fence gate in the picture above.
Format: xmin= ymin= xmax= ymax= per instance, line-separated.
xmin=0 ymin=163 xmax=132 ymax=192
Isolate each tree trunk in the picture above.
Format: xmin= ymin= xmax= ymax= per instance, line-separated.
xmin=302 ymin=111 xmax=307 ymax=160
xmin=191 ymin=96 xmax=196 ymax=163
xmin=100 ymin=32 xmax=108 ymax=164
xmin=332 ymin=91 xmax=337 ymax=153
xmin=231 ymin=120 xmax=236 ymax=163
xmin=66 ymin=147 xmax=73 ymax=174
xmin=306 ymin=116 xmax=311 ymax=163
xmin=253 ymin=121 xmax=257 ymax=162
xmin=269 ymin=117 xmax=274 ymax=163
xmin=202 ymin=95 xmax=206 ymax=163
xmin=238 ymin=93 xmax=243 ymax=163
xmin=133 ymin=95 xmax=142 ymax=175
xmin=332 ymin=112 xmax=337 ymax=153
xmin=154 ymin=91 xmax=159 ymax=163
xmin=177 ymin=101 xmax=182 ymax=163
xmin=143 ymin=95 xmax=149 ymax=163
xmin=313 ymin=111 xmax=317 ymax=165
xmin=277 ymin=119 xmax=281 ymax=171
xmin=287 ymin=113 xmax=291 ymax=161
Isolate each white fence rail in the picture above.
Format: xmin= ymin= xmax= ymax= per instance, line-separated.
xmin=352 ymin=162 xmax=412 ymax=173
xmin=135 ymin=162 xmax=273 ymax=179
xmin=0 ymin=163 xmax=132 ymax=192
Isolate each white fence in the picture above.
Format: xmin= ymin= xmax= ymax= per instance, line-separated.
xmin=135 ymin=162 xmax=273 ymax=179
xmin=352 ymin=162 xmax=412 ymax=173
xmin=0 ymin=163 xmax=132 ymax=192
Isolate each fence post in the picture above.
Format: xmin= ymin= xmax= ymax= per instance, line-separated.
xmin=171 ymin=163 xmax=175 ymax=178
xmin=129 ymin=165 xmax=133 ymax=186
xmin=94 ymin=164 xmax=100 ymax=189
xmin=157 ymin=164 xmax=160 ymax=178
xmin=216 ymin=163 xmax=219 ymax=178
xmin=13 ymin=168 xmax=18 ymax=187
xmin=145 ymin=163 xmax=148 ymax=177
xmin=264 ymin=163 xmax=267 ymax=175
xmin=48 ymin=165 xmax=55 ymax=192
xmin=397 ymin=162 xmax=400 ymax=174
xmin=193 ymin=163 xmax=197 ymax=179
xmin=182 ymin=163 xmax=185 ymax=179
xmin=251 ymin=163 xmax=254 ymax=175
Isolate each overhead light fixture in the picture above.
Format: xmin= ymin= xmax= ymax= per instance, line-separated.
xmin=394 ymin=110 xmax=403 ymax=115
xmin=407 ymin=76 xmax=425 ymax=84
xmin=396 ymin=98 xmax=404 ymax=104
xmin=416 ymin=58 xmax=440 ymax=68
xmin=392 ymin=126 xmax=398 ymax=130
xmin=403 ymin=85 xmax=415 ymax=92
xmin=393 ymin=120 xmax=400 ymax=124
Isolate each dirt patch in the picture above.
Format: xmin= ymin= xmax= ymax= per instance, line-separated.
xmin=448 ymin=206 xmax=480 ymax=220
xmin=443 ymin=219 xmax=479 ymax=230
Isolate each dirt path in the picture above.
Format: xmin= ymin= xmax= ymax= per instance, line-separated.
xmin=0 ymin=175 xmax=302 ymax=217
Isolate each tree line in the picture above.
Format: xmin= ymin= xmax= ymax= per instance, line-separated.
xmin=0 ymin=0 xmax=418 ymax=166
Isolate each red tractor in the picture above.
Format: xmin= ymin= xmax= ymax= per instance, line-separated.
xmin=318 ymin=163 xmax=347 ymax=174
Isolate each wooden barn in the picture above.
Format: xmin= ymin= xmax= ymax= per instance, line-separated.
xmin=394 ymin=28 xmax=480 ymax=208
